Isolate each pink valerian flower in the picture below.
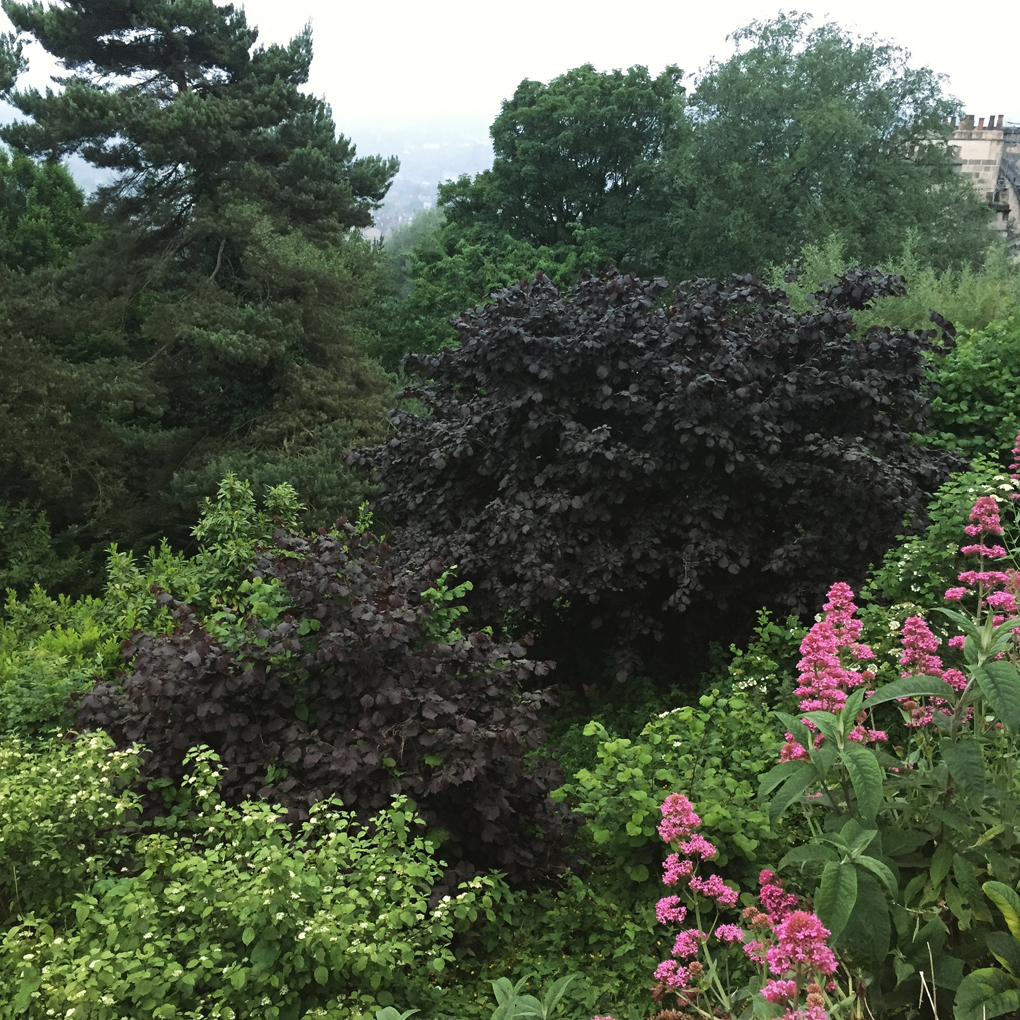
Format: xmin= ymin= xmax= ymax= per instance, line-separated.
xmin=779 ymin=734 xmax=811 ymax=762
xmin=654 ymin=959 xmax=690 ymax=990
xmin=688 ymin=874 xmax=739 ymax=907
xmin=759 ymin=870 xmax=798 ymax=923
xmin=766 ymin=911 xmax=838 ymax=976
xmin=783 ymin=1007 xmax=828 ymax=1020
xmin=672 ymin=929 xmax=707 ymax=958
xmin=961 ymin=544 xmax=1008 ymax=559
xmin=662 ymin=853 xmax=694 ymax=886
xmin=965 ymin=496 xmax=1003 ymax=536
xmin=945 ymin=587 xmax=967 ymax=601
xmin=715 ymin=923 xmax=745 ymax=943
xmin=897 ymin=617 xmax=971 ymax=727
xmin=678 ymin=833 xmax=717 ymax=859
xmin=656 ymin=896 xmax=688 ymax=924
xmin=743 ymin=939 xmax=766 ymax=966
xmin=784 ymin=583 xmax=879 ymax=757
xmin=658 ymin=793 xmax=701 ymax=844
xmin=986 ymin=590 xmax=1018 ymax=613
xmin=761 ymin=979 xmax=797 ymax=1003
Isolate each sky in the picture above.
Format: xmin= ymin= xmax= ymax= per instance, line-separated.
xmin=2 ymin=0 xmax=1018 ymax=221
xmin=2 ymin=0 xmax=1018 ymax=141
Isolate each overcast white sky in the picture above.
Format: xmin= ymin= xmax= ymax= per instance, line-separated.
xmin=2 ymin=1 xmax=1018 ymax=145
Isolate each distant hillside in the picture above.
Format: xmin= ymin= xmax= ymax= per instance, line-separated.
xmin=352 ymin=128 xmax=492 ymax=236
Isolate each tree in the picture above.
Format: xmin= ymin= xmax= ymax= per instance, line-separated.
xmin=0 ymin=1 xmax=399 ymax=553
xmin=670 ymin=13 xmax=993 ymax=277
xmin=0 ymin=146 xmax=95 ymax=270
xmin=441 ymin=63 xmax=684 ymax=275
xmin=357 ymin=268 xmax=962 ymax=688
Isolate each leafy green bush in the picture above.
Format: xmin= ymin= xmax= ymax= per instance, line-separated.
xmin=554 ymin=690 xmax=789 ymax=899
xmin=1 ymin=747 xmax=507 ymax=1019
xmin=0 ymin=732 xmax=140 ymax=921
xmin=927 ymin=317 xmax=1020 ymax=459
xmin=0 ymin=475 xmax=303 ymax=736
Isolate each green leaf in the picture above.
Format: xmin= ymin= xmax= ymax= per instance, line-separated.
xmin=250 ymin=938 xmax=279 ymax=971
xmin=768 ymin=765 xmax=820 ymax=826
xmin=987 ymin=932 xmax=1020 ymax=978
xmin=314 ymin=965 xmax=328 ymax=985
xmin=758 ymin=759 xmax=815 ymax=801
xmin=230 ymin=969 xmax=247 ymax=991
xmin=801 ymin=711 xmax=840 ymax=744
xmin=935 ymin=608 xmax=983 ymax=645
xmin=973 ymin=662 xmax=1020 ymax=731
xmin=862 ymin=675 xmax=957 ymax=709
xmin=843 ymin=686 xmax=868 ymax=720
xmin=815 ymin=860 xmax=858 ymax=941
xmin=778 ymin=843 xmax=839 ymax=870
xmin=12 ymin=968 xmax=40 ymax=1014
xmin=856 ymin=855 xmax=897 ymax=896
xmin=840 ymin=742 xmax=884 ymax=823
xmin=773 ymin=713 xmax=813 ymax=753
xmin=954 ymin=967 xmax=1020 ymax=1020
xmin=940 ymin=735 xmax=987 ymax=800
xmin=542 ymin=973 xmax=577 ymax=1015
xmin=241 ymin=926 xmax=256 ymax=946
xmin=984 ymin=881 xmax=1020 ymax=938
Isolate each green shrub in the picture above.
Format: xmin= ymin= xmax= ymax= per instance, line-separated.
xmin=0 ymin=747 xmax=508 ymax=1019
xmin=0 ymin=732 xmax=141 ymax=921
xmin=554 ymin=690 xmax=791 ymax=901
xmin=927 ymin=316 xmax=1020 ymax=459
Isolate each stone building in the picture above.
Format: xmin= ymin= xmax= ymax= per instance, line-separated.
xmin=950 ymin=114 xmax=1020 ymax=253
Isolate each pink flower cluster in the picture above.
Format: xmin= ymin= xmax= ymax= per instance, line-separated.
xmin=780 ymin=583 xmax=885 ymax=760
xmin=898 ymin=615 xmax=968 ymax=727
xmin=946 ymin=495 xmax=1020 ymax=631
xmin=657 ymin=792 xmax=701 ymax=844
xmin=766 ymin=911 xmax=838 ymax=976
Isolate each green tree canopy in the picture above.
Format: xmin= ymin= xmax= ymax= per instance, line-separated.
xmin=0 ymin=146 xmax=95 ymax=270
xmin=670 ymin=13 xmax=992 ymax=277
xmin=441 ymin=63 xmax=684 ymax=274
xmin=0 ymin=1 xmax=398 ymax=560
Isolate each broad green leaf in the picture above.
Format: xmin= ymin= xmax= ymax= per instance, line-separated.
xmin=802 ymin=711 xmax=840 ymax=744
xmin=314 ymin=966 xmax=328 ymax=985
xmin=939 ymin=736 xmax=987 ymax=801
xmin=862 ymin=675 xmax=957 ymax=710
xmin=846 ymin=824 xmax=878 ymax=857
xmin=843 ymin=686 xmax=868 ymax=720
xmin=778 ymin=843 xmax=839 ymax=870
xmin=954 ymin=967 xmax=1020 ymax=1020
xmin=758 ymin=759 xmax=815 ymax=801
xmin=768 ymin=766 xmax=820 ymax=826
xmin=250 ymin=938 xmax=280 ymax=971
xmin=840 ymin=742 xmax=884 ymax=823
xmin=774 ymin=712 xmax=814 ymax=753
xmin=856 ymin=855 xmax=897 ymax=896
xmin=935 ymin=608 xmax=982 ymax=644
xmin=230 ymin=969 xmax=247 ymax=991
xmin=241 ymin=926 xmax=256 ymax=946
xmin=974 ymin=662 xmax=1020 ymax=731
xmin=984 ymin=881 xmax=1020 ymax=938
xmin=542 ymin=974 xmax=577 ymax=1015
xmin=816 ymin=860 xmax=857 ymax=941
xmin=987 ymin=932 xmax=1020 ymax=978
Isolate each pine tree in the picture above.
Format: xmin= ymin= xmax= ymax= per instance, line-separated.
xmin=0 ymin=2 xmax=398 ymax=554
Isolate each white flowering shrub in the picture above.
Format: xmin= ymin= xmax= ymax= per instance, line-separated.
xmin=0 ymin=747 xmax=508 ymax=1019
xmin=0 ymin=732 xmax=141 ymax=919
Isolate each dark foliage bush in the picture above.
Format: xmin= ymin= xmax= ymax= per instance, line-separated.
xmin=357 ymin=268 xmax=962 ymax=683
xmin=75 ymin=521 xmax=576 ymax=886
